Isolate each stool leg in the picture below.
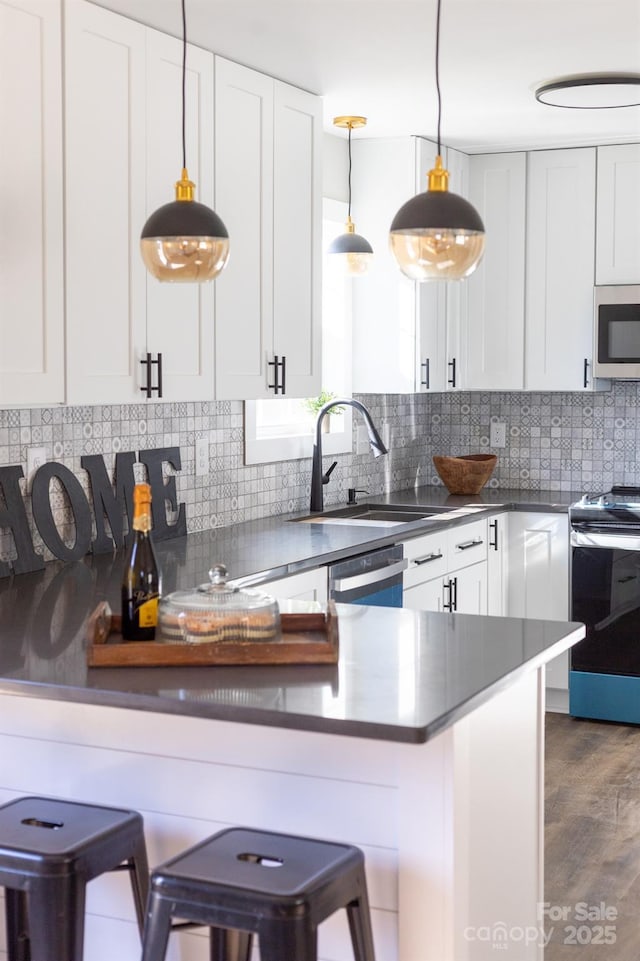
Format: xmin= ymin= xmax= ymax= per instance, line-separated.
xmin=346 ymin=889 xmax=376 ymax=961
xmin=27 ymin=877 xmax=86 ymax=961
xmin=141 ymin=892 xmax=173 ymax=961
xmin=5 ymin=889 xmax=30 ymax=961
xmin=258 ymin=922 xmax=317 ymax=961
xmin=209 ymin=926 xmax=252 ymax=961
xmin=125 ymin=835 xmax=151 ymax=936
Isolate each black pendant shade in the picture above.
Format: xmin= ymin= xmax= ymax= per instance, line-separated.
xmin=328 ymin=116 xmax=373 ymax=276
xmin=388 ymin=0 xmax=485 ymax=281
xmin=140 ymin=0 xmax=229 ymax=283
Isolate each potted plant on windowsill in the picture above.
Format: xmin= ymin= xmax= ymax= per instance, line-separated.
xmin=301 ymin=391 xmax=345 ymax=432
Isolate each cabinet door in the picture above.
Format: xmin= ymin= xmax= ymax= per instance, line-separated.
xmin=404 ymin=577 xmax=445 ymax=613
xmin=65 ymin=0 xmax=147 ymax=404
xmin=526 ymin=148 xmax=596 ymax=391
xmin=596 ymin=144 xmax=640 ymax=285
xmin=507 ymin=512 xmax=569 ymax=690
xmin=0 ymin=0 xmax=64 ymax=406
xmin=273 ymin=81 xmax=322 ymax=399
xmin=351 ymin=138 xmax=418 ymax=394
xmin=214 ymin=57 xmax=274 ymax=400
xmin=415 ymin=139 xmax=448 ymax=393
xmin=145 ymin=29 xmax=215 ymax=401
xmin=465 ymin=153 xmax=526 ymax=390
xmin=442 ymin=146 xmax=469 ymax=392
xmin=487 ymin=512 xmax=509 ymax=616
xmin=453 ymin=563 xmax=488 ymax=615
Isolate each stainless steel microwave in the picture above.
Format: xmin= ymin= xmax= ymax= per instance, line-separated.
xmin=594 ymin=285 xmax=640 ymax=378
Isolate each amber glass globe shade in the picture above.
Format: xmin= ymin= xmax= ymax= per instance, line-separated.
xmin=389 ymin=228 xmax=485 ymax=281
xmin=141 ymin=173 xmax=230 ymax=283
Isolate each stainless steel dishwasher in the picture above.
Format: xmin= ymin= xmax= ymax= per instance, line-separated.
xmin=327 ymin=544 xmax=407 ymax=608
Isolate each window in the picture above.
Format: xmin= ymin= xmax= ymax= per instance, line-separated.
xmin=244 ymin=199 xmax=353 ymax=464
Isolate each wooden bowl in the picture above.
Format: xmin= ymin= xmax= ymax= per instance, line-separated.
xmin=432 ymin=454 xmax=497 ymax=495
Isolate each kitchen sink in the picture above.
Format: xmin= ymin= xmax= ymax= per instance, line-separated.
xmin=291 ymin=504 xmax=453 ymax=526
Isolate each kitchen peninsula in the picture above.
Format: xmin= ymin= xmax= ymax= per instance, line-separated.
xmin=0 ymin=500 xmax=583 ymax=961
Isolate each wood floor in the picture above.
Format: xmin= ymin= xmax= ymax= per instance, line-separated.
xmin=545 ymin=711 xmax=640 ymax=959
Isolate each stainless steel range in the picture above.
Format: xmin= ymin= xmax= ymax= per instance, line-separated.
xmin=569 ymin=485 xmax=640 ymax=724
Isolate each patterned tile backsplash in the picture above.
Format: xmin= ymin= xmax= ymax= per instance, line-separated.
xmin=0 ymin=382 xmax=638 ymax=564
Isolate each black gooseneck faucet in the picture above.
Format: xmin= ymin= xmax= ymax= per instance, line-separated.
xmin=309 ymin=398 xmax=388 ymax=512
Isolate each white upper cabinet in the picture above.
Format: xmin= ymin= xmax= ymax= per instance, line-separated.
xmin=272 ymin=81 xmax=322 ymax=399
xmin=65 ymin=0 xmax=215 ymax=404
xmin=214 ymin=58 xmax=321 ymax=400
xmin=352 ymin=137 xmax=463 ymax=394
xmin=351 ymin=137 xmax=420 ymax=394
xmin=65 ymin=0 xmax=146 ymax=405
xmin=0 ymin=0 xmax=64 ymax=406
xmin=525 ymin=148 xmax=596 ymax=391
xmin=596 ymin=144 xmax=640 ymax=285
xmin=144 ymin=28 xmax=215 ymax=402
xmin=465 ymin=152 xmax=527 ymax=390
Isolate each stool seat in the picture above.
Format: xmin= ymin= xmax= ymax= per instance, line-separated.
xmin=142 ymin=827 xmax=376 ymax=961
xmin=0 ymin=795 xmax=149 ymax=961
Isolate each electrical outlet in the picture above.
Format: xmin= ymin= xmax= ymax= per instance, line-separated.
xmin=27 ymin=447 xmax=47 ymax=481
xmin=490 ymin=422 xmax=507 ymax=448
xmin=195 ymin=437 xmax=210 ymax=476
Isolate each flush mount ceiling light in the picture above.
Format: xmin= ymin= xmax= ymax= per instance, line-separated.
xmin=535 ymin=74 xmax=640 ymax=109
xmin=389 ymin=0 xmax=485 ymax=282
xmin=327 ymin=116 xmax=373 ymax=276
xmin=140 ymin=0 xmax=229 ymax=282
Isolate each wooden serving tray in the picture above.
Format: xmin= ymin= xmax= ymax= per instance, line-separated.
xmin=85 ymin=601 xmax=339 ymax=667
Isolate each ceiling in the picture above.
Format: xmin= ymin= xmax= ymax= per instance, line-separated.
xmin=92 ymin=0 xmax=640 ymax=152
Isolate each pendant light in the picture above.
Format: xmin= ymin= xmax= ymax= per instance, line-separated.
xmin=140 ymin=0 xmax=229 ymax=282
xmin=327 ymin=116 xmax=373 ymax=276
xmin=389 ymin=0 xmax=485 ymax=281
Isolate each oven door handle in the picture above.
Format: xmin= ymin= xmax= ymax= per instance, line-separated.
xmin=332 ymin=559 xmax=408 ymax=593
xmin=571 ymin=529 xmax=640 ymax=550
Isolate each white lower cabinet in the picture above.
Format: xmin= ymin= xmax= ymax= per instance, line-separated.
xmin=508 ymin=511 xmax=569 ymax=691
xmin=259 ymin=567 xmax=328 ymax=603
xmin=403 ymin=518 xmax=488 ymax=615
xmin=487 ymin=512 xmax=509 ymax=615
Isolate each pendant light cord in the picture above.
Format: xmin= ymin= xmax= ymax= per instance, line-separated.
xmin=435 ymin=0 xmax=442 ymax=155
xmin=347 ymin=124 xmax=353 ymax=220
xmin=181 ymin=0 xmax=187 ymax=170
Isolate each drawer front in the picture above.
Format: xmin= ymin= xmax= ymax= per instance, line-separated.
xmin=404 ymin=531 xmax=449 ymax=588
xmin=448 ymin=518 xmax=488 ymax=572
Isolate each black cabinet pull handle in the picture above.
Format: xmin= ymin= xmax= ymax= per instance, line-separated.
xmin=455 ymin=538 xmax=483 ymax=551
xmin=447 ymin=357 xmax=456 ymax=388
xmin=421 ymin=358 xmax=430 ymax=389
xmin=489 ymin=519 xmax=498 ymax=551
xmin=583 ymin=358 xmax=589 ymax=389
xmin=140 ymin=352 xmax=162 ymax=399
xmin=443 ymin=578 xmax=453 ymax=611
xmin=452 ymin=575 xmax=458 ymax=612
xmin=267 ymin=355 xmax=286 ymax=394
xmin=414 ymin=551 xmax=443 ymax=566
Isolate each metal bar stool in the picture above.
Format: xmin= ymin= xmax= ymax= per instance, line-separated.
xmin=141 ymin=826 xmax=376 ymax=961
xmin=0 ymin=795 xmax=150 ymax=961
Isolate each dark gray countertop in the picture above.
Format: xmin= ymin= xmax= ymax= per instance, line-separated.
xmin=173 ymin=484 xmax=580 ymax=588
xmin=0 ymin=485 xmax=583 ymax=744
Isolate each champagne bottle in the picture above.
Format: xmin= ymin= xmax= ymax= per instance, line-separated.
xmin=121 ymin=482 xmax=161 ymax=641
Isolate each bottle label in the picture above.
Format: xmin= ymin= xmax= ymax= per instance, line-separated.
xmin=135 ymin=595 xmax=159 ymax=628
